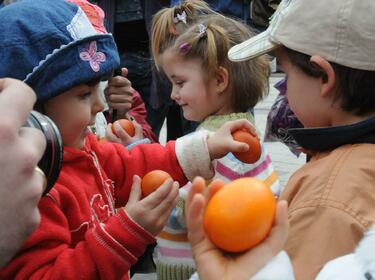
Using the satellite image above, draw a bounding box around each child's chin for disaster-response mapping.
[79,139,86,149]
[183,112,200,122]
[73,136,87,150]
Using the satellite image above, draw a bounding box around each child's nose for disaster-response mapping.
[92,92,105,113]
[170,89,179,101]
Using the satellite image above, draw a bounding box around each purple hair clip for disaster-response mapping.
[179,42,190,53]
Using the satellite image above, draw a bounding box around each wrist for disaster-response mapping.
[206,134,214,161]
[206,133,218,160]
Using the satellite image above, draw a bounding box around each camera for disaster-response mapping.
[24,111,63,195]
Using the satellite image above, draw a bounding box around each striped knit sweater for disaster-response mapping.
[154,112,280,280]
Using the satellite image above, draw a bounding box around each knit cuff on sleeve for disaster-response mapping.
[175,130,214,181]
[126,138,152,149]
[99,209,156,259]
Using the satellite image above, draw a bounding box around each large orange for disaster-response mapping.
[232,129,261,164]
[112,119,135,137]
[204,177,276,253]
[141,170,172,197]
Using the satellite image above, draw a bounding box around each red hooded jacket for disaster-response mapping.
[0,134,187,279]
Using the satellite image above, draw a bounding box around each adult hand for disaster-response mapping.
[186,177,289,280]
[0,78,46,267]
[105,67,135,119]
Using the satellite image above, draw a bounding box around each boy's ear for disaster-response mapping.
[215,66,229,94]
[310,55,336,98]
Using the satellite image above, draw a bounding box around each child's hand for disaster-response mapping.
[105,68,134,117]
[124,175,179,236]
[186,177,289,280]
[105,118,145,146]
[206,119,256,160]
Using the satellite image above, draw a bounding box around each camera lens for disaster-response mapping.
[24,111,63,195]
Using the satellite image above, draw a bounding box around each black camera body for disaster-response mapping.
[24,111,63,195]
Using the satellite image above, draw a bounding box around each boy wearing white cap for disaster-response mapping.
[228,0,375,279]
[183,0,375,279]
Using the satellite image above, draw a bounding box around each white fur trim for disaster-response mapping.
[316,254,362,280]
[188,251,294,280]
[251,251,295,280]
[175,131,214,181]
[317,225,375,280]
[354,225,375,278]
[189,272,199,280]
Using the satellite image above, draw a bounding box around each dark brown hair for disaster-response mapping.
[285,47,375,116]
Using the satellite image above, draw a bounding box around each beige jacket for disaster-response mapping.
[280,144,375,280]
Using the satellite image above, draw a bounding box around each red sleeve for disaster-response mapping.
[0,193,155,280]
[94,137,188,207]
[128,90,157,142]
[0,135,189,279]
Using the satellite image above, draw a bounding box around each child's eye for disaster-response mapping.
[79,92,92,99]
[175,81,185,87]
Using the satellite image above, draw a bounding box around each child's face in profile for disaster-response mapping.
[276,49,326,128]
[161,49,232,122]
[44,83,104,149]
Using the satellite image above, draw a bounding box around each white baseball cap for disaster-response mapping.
[228,0,375,71]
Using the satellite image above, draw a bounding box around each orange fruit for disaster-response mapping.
[112,119,135,137]
[141,170,172,197]
[204,178,276,253]
[232,129,261,164]
[97,137,108,143]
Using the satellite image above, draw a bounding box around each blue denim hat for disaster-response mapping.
[0,0,120,102]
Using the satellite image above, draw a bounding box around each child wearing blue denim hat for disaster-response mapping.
[0,0,255,278]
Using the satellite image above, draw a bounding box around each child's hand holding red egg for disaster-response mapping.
[141,170,172,197]
[124,173,179,236]
[105,118,145,145]
[206,119,257,160]
[112,119,135,137]
[232,129,261,164]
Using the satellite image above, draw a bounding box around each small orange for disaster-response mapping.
[112,119,135,137]
[232,129,261,164]
[97,137,108,143]
[141,170,172,197]
[204,178,276,253]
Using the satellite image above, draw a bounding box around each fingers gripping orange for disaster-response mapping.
[112,119,135,137]
[204,177,276,253]
[141,170,172,197]
[232,129,261,164]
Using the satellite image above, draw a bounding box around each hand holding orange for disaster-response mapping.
[141,170,172,197]
[112,119,135,137]
[232,129,261,164]
[203,177,276,253]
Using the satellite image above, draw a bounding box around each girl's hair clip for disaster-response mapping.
[179,42,190,53]
[198,23,207,38]
[173,10,187,24]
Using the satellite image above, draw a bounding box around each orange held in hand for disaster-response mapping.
[112,119,135,137]
[204,177,276,253]
[141,170,172,197]
[232,129,261,164]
